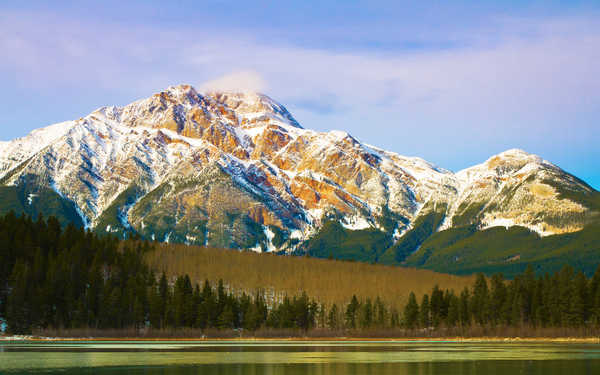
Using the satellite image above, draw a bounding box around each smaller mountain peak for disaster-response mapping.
[496,148,532,158]
[487,148,544,166]
[457,148,557,180]
[461,148,566,181]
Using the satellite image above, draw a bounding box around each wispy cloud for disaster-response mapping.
[199,71,266,93]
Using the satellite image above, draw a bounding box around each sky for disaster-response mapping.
[1,1,599,189]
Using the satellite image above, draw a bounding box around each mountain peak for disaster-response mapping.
[486,148,560,173]
[163,84,201,100]
[455,148,558,186]
[140,84,302,129]
[491,148,545,162]
[496,148,531,157]
[486,148,543,166]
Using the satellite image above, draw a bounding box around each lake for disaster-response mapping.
[1,340,599,374]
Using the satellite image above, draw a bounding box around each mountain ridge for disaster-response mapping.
[0,84,597,275]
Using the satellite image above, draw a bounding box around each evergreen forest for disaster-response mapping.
[2,212,600,336]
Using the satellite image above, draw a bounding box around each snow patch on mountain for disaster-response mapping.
[27,194,37,205]
[249,243,263,253]
[340,215,372,230]
[263,225,276,252]
[479,215,555,237]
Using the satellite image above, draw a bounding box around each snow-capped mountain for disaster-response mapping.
[0,84,597,257]
[437,149,594,236]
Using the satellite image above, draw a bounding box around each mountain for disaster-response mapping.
[395,150,600,276]
[1,84,598,276]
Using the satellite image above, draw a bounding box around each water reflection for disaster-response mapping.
[2,361,598,375]
[0,341,599,374]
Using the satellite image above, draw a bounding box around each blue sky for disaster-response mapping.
[1,1,599,188]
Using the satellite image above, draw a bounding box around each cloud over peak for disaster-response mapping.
[199,71,267,93]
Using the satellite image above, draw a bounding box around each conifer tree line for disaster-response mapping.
[401,266,600,330]
[0,212,320,333]
[2,212,600,335]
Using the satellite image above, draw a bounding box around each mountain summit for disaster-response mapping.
[0,85,597,274]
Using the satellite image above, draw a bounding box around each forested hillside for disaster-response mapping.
[0,212,471,334]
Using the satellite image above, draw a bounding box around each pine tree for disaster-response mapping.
[294,292,311,330]
[489,273,506,326]
[459,287,471,327]
[200,279,217,328]
[548,272,562,326]
[243,302,261,331]
[429,286,444,328]
[558,265,575,326]
[254,291,268,327]
[148,283,163,329]
[173,275,186,327]
[531,278,545,327]
[106,287,123,328]
[420,294,430,328]
[218,303,235,329]
[390,308,400,328]
[539,274,553,327]
[192,284,201,328]
[510,289,523,326]
[522,265,537,324]
[570,271,587,326]
[345,295,359,329]
[446,292,459,328]
[471,273,489,325]
[374,297,386,328]
[183,276,195,326]
[359,298,373,329]
[403,292,419,329]
[6,261,32,334]
[278,296,294,328]
[133,297,145,329]
[328,303,339,329]
[217,279,226,318]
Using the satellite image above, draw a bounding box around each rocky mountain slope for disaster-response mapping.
[1,84,598,275]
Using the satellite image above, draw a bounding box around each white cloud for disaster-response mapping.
[199,71,267,93]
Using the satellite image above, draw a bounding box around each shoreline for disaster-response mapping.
[2,335,599,343]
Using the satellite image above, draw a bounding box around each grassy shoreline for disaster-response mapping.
[2,336,599,343]
[3,326,599,343]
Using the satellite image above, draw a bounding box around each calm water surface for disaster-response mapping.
[1,340,599,374]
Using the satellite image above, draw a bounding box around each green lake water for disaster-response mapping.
[1,340,599,374]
